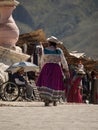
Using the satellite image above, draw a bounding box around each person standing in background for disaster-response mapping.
[90,70,96,103]
[78,60,84,72]
[67,70,85,103]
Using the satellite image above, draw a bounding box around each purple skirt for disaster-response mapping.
[36,63,64,101]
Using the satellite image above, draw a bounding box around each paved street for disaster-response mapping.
[0,101,98,130]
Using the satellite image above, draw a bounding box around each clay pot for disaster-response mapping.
[0,2,19,48]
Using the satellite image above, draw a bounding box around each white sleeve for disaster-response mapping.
[15,78,25,85]
[59,48,69,71]
[40,45,45,68]
[80,80,83,86]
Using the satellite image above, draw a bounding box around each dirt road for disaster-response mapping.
[0,101,98,130]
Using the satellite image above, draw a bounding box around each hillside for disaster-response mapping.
[13,0,98,60]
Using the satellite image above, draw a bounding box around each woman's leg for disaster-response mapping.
[53,101,57,106]
[44,99,50,106]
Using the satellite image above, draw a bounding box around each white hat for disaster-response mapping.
[77,69,85,75]
[0,0,19,6]
[47,36,63,44]
[14,0,19,6]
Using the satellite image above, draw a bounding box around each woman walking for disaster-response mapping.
[36,36,70,106]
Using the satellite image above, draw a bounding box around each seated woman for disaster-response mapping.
[12,67,33,100]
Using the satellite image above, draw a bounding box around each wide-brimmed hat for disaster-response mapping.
[77,69,85,75]
[17,67,24,72]
[47,36,63,44]
[0,0,19,6]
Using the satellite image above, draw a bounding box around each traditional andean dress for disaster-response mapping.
[36,46,69,102]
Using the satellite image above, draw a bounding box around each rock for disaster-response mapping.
[0,46,30,65]
[0,63,9,83]
[0,1,19,47]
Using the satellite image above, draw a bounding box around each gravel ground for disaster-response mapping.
[0,101,98,130]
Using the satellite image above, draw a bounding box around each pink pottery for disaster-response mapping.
[0,0,19,48]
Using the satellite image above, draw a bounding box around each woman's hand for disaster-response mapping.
[66,71,70,79]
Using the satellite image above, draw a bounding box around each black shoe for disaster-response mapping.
[44,102,49,106]
[53,101,57,106]
[25,97,32,102]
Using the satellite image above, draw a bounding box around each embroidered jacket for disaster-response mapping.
[40,46,69,71]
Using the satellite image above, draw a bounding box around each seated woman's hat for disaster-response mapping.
[17,67,24,72]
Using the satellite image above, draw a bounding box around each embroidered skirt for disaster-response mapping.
[36,63,64,101]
